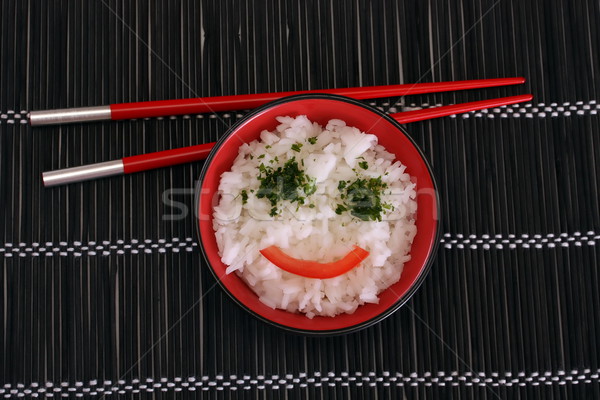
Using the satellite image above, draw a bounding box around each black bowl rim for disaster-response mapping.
[194,93,441,336]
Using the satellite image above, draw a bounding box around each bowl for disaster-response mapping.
[195,94,440,335]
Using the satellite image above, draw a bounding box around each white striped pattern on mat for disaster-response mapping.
[1,100,599,124]
[0,110,28,124]
[0,232,597,257]
[1,369,598,396]
[441,231,598,250]
[395,99,600,119]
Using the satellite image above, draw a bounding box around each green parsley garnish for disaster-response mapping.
[335,204,348,215]
[240,190,248,204]
[358,161,368,170]
[257,154,265,159]
[307,137,317,145]
[303,182,317,195]
[337,176,391,221]
[256,157,316,214]
[291,143,303,152]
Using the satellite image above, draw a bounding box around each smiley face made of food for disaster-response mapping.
[213,116,417,318]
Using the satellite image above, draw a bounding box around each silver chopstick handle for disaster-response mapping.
[42,160,124,187]
[28,106,112,126]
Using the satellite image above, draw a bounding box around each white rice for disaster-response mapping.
[213,115,417,318]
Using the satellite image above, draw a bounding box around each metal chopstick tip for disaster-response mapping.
[29,106,112,126]
[42,160,124,187]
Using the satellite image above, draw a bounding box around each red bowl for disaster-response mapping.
[196,94,440,335]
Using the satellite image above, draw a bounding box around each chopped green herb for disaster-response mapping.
[269,207,278,217]
[240,190,248,204]
[249,155,254,160]
[307,137,317,145]
[335,204,348,215]
[358,161,369,170]
[303,181,317,196]
[291,143,302,152]
[309,204,315,208]
[256,157,316,214]
[257,154,265,159]
[265,145,272,149]
[337,180,347,190]
[336,176,389,221]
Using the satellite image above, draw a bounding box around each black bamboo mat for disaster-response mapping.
[1,0,599,398]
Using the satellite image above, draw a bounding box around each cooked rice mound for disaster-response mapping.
[213,116,417,318]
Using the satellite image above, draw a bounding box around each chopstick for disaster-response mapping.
[42,94,533,187]
[393,94,532,124]
[28,77,525,126]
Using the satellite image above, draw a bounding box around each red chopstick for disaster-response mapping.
[42,94,533,187]
[29,77,525,126]
[392,94,532,124]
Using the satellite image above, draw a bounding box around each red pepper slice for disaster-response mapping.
[259,245,370,279]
